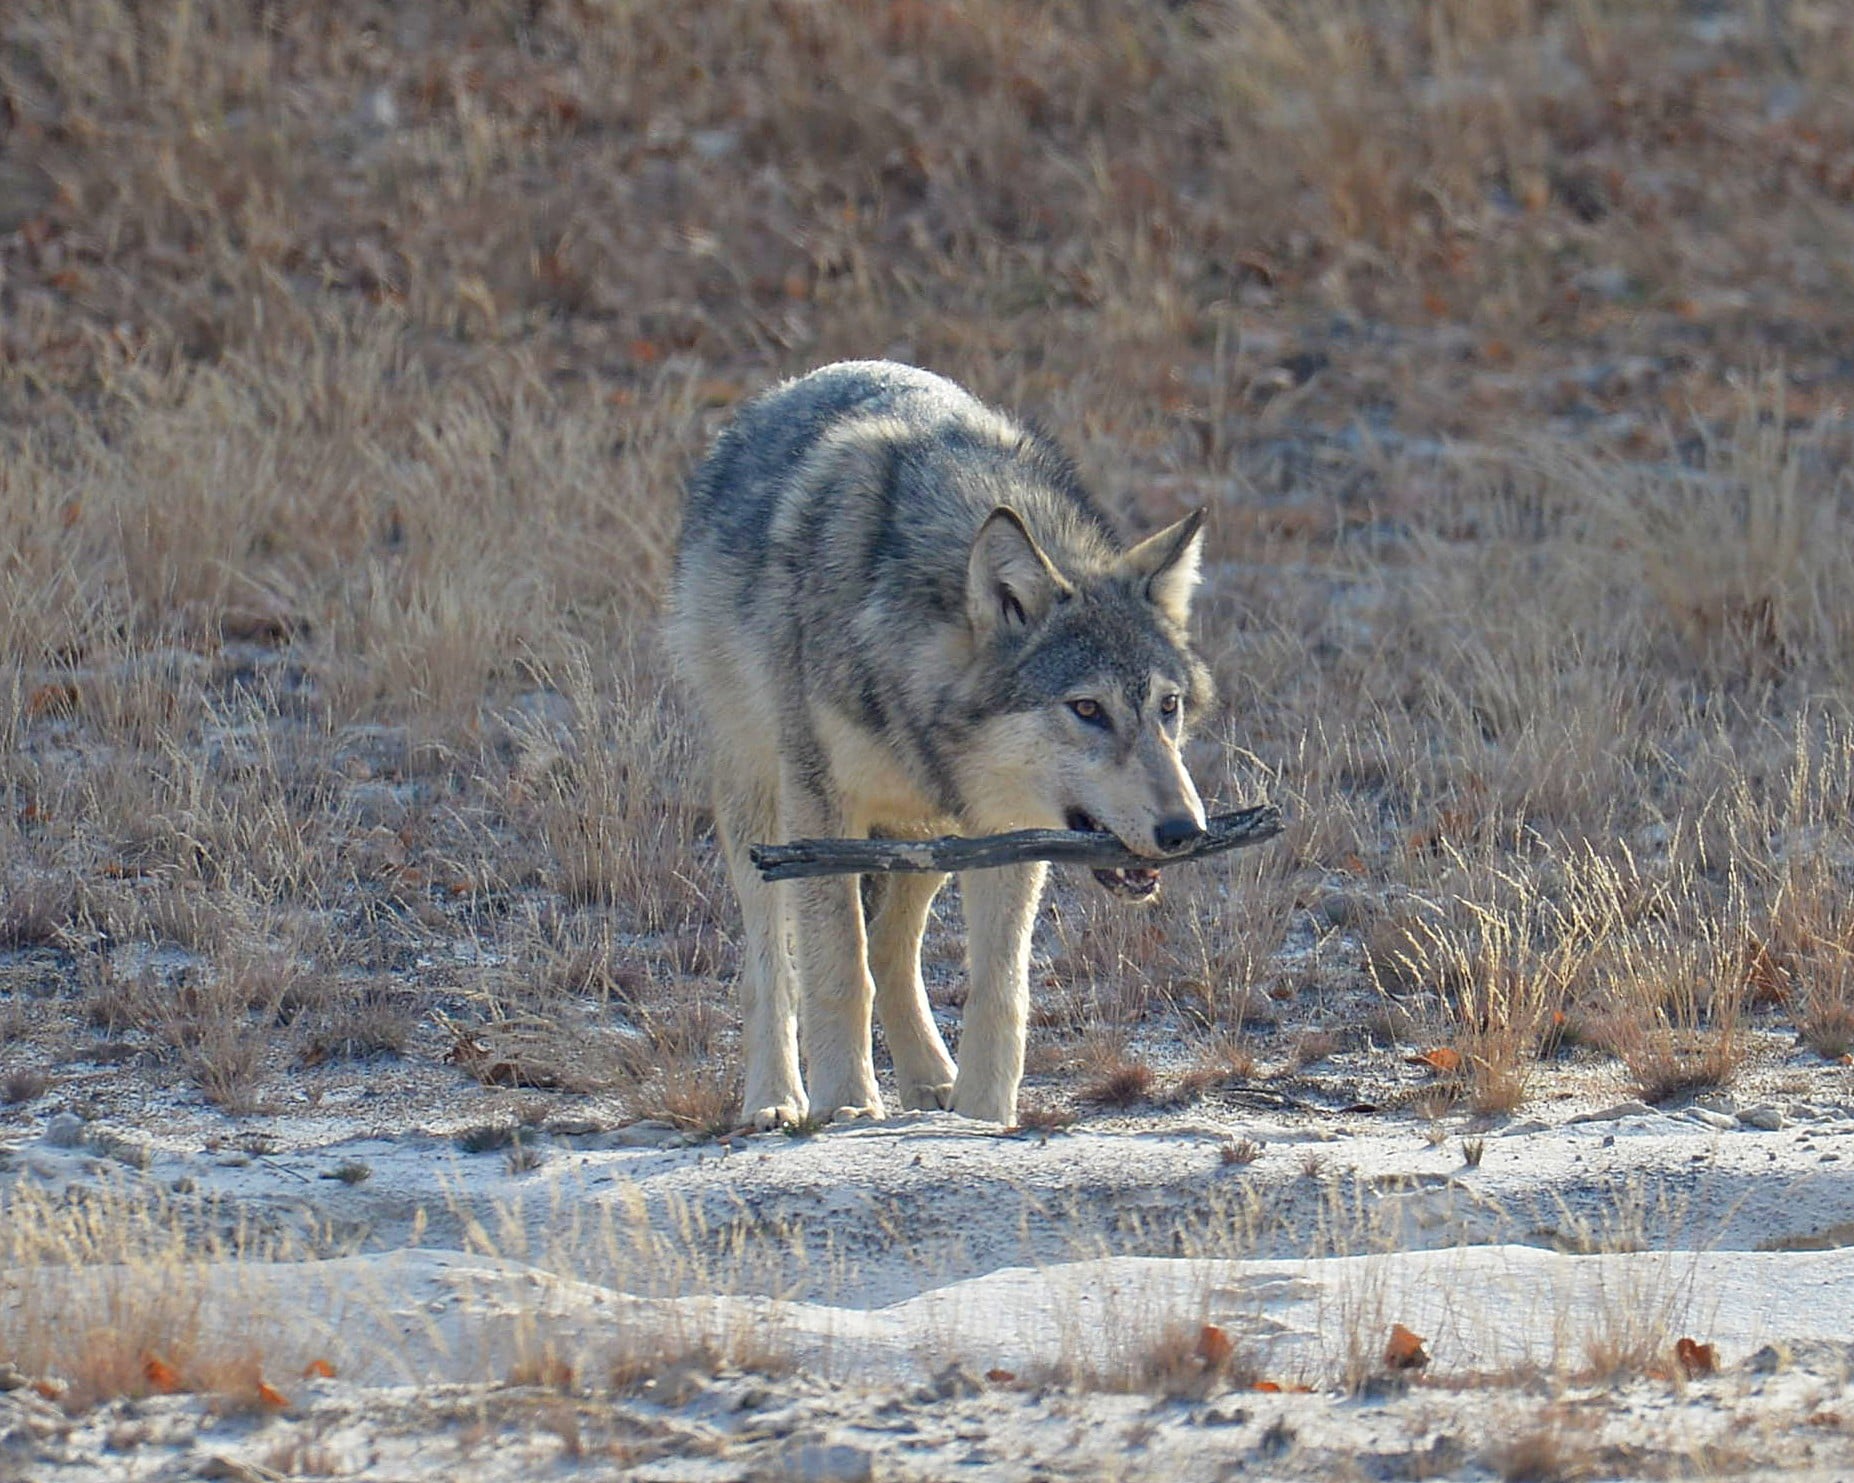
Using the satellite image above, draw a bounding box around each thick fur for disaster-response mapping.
[668,362,1211,1127]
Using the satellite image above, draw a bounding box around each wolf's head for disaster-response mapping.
[956,506,1213,902]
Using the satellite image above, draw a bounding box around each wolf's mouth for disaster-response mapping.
[1066,809,1163,904]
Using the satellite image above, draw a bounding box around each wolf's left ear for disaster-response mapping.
[967,507,1072,640]
[1121,507,1206,626]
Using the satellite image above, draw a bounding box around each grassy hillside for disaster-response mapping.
[4,0,1854,1120]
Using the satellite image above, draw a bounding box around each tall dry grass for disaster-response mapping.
[2,0,1853,1121]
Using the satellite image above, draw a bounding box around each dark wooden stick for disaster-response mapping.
[751,805,1282,882]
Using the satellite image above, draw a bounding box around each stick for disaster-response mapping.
[751,804,1283,882]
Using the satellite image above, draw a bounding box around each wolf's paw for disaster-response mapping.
[823,1101,886,1124]
[748,1101,807,1133]
[899,1080,955,1112]
[950,1082,1016,1125]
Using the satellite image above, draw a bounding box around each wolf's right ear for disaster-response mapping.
[966,507,1071,639]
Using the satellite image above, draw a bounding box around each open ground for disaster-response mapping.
[4,2,1854,1478]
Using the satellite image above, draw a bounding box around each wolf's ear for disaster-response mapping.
[1120,507,1206,626]
[966,507,1071,639]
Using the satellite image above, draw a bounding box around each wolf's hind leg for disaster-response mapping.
[867,871,957,1110]
[951,862,1048,1125]
[716,772,807,1131]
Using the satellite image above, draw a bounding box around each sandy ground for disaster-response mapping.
[5,1052,1854,1482]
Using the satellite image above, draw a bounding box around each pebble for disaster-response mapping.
[1687,1108,1738,1132]
[561,1121,683,1150]
[928,1363,984,1400]
[768,1435,875,1483]
[41,1112,85,1148]
[1314,891,1365,928]
[1746,1344,1785,1375]
[0,1363,26,1391]
[1568,1100,1655,1125]
[1738,1104,1785,1131]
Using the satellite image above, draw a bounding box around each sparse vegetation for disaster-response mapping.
[4,2,1854,1472]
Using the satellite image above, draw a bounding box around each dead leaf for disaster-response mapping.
[1253,1379,1282,1393]
[256,1381,289,1408]
[302,1358,337,1379]
[25,683,78,719]
[143,1353,182,1392]
[1675,1337,1716,1377]
[1413,1047,1463,1076]
[1383,1324,1429,1371]
[985,1367,1016,1384]
[1195,1324,1235,1367]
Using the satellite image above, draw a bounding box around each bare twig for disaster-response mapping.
[751,805,1282,882]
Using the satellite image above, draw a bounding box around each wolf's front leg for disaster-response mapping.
[789,872,886,1120]
[716,774,807,1131]
[952,861,1048,1124]
[868,871,957,1110]
[781,774,885,1122]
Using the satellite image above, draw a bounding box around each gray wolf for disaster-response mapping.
[668,362,1211,1128]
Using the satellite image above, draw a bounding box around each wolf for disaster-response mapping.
[667,361,1211,1129]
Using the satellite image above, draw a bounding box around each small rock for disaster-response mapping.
[1738,1104,1785,1132]
[1745,1344,1785,1375]
[767,1434,875,1483]
[1499,1119,1551,1137]
[1687,1108,1738,1132]
[1695,1092,1738,1116]
[691,128,740,161]
[1314,892,1364,928]
[42,1112,85,1148]
[929,1362,984,1400]
[0,1363,27,1391]
[1255,1417,1297,1457]
[353,85,399,134]
[1568,1100,1655,1125]
[644,1360,707,1407]
[345,783,411,828]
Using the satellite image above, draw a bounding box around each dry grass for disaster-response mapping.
[0,0,1851,1141]
[0,1178,307,1412]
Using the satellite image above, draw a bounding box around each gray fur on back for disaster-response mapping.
[669,361,1207,821]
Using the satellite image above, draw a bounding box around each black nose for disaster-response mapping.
[1154,816,1205,852]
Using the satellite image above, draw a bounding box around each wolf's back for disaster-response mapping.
[671,361,1111,631]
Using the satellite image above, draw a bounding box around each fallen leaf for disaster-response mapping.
[985,1367,1016,1384]
[1675,1337,1716,1377]
[256,1381,288,1408]
[302,1358,337,1379]
[1252,1380,1282,1393]
[1413,1047,1463,1076]
[1383,1324,1429,1371]
[1196,1324,1235,1367]
[25,683,78,719]
[143,1353,182,1392]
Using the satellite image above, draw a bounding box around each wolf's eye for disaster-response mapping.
[1160,693,1181,718]
[1068,698,1108,727]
